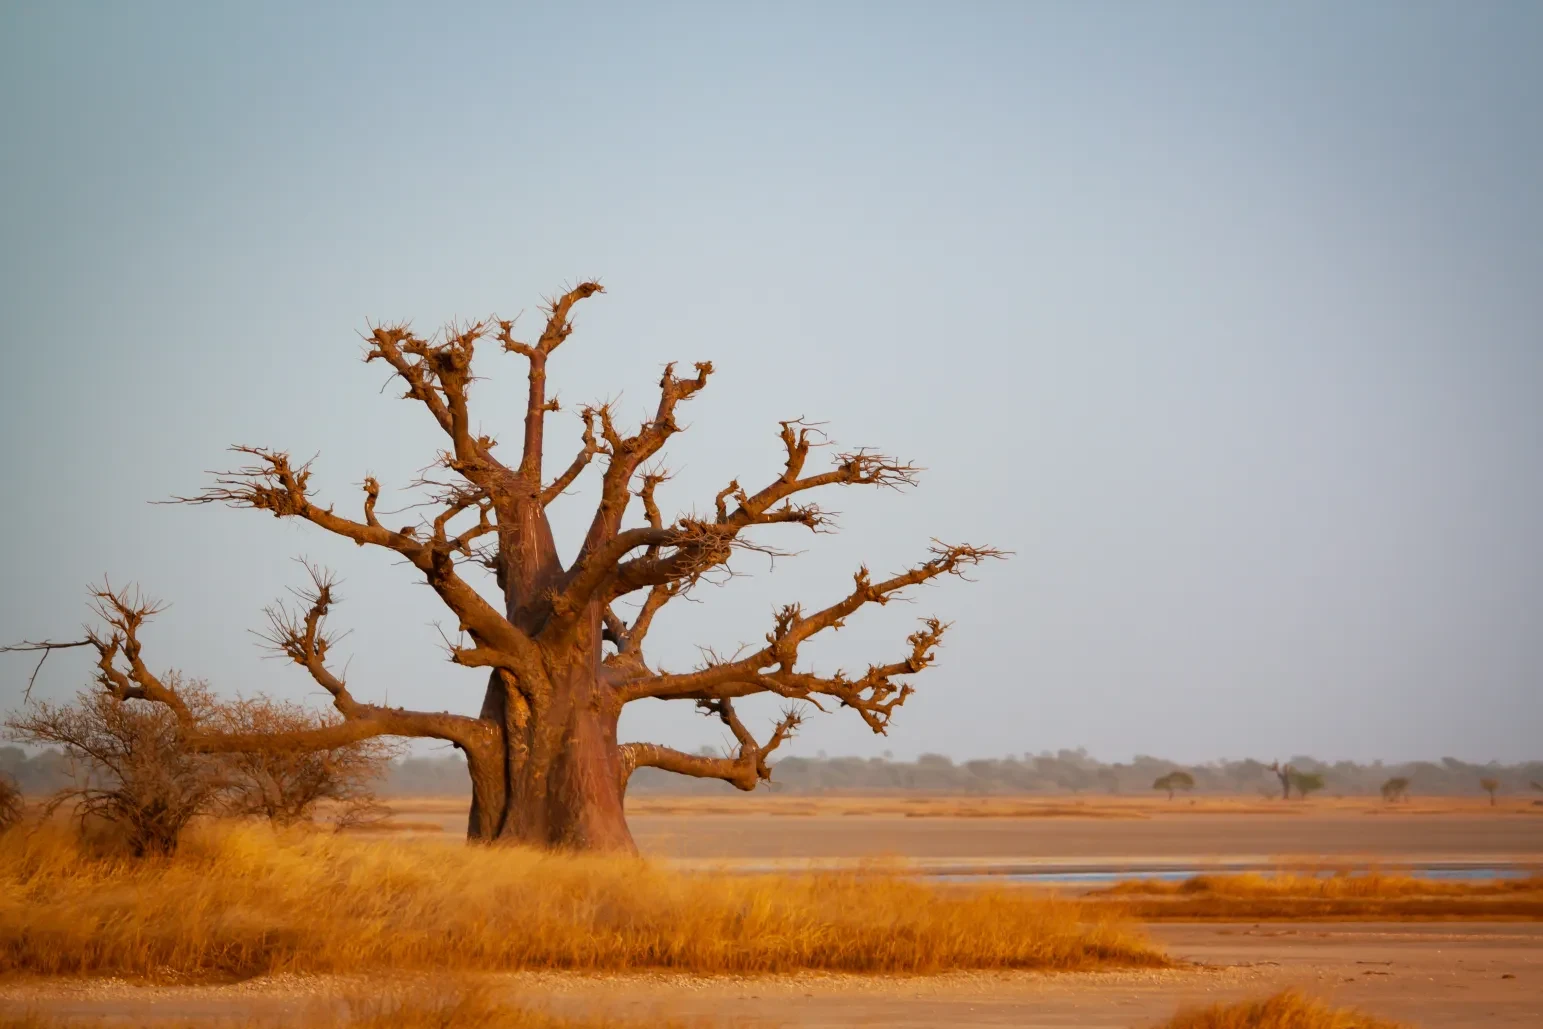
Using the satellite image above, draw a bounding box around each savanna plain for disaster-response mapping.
[3,793,1539,1029]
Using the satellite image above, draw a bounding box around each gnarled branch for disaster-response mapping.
[620,543,1005,736]
[620,699,802,791]
[171,447,545,683]
[498,281,605,484]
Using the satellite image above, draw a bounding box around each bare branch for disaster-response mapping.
[620,543,1007,736]
[620,700,803,791]
[249,565,497,751]
[606,424,924,600]
[170,448,544,681]
[551,362,714,623]
[363,322,511,492]
[0,638,92,703]
[540,407,603,505]
[497,281,605,483]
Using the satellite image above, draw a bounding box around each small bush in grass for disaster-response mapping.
[0,773,22,833]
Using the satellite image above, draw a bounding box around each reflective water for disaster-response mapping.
[929,865,1537,885]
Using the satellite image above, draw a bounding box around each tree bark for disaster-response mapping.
[462,634,635,851]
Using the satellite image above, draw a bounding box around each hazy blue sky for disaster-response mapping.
[2,2,1540,764]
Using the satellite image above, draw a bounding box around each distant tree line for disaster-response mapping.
[7,745,1540,800]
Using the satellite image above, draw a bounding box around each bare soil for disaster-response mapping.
[377,796,1543,868]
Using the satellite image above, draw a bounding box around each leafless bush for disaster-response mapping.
[212,696,398,828]
[0,772,22,832]
[4,685,227,856]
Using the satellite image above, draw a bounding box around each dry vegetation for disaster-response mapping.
[0,987,1412,1029]
[1149,989,1409,1028]
[0,822,1161,979]
[1092,869,1543,920]
[0,983,700,1028]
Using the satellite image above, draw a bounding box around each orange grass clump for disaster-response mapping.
[1150,989,1409,1028]
[0,822,1162,979]
[1093,870,1543,920]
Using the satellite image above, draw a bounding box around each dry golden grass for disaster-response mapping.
[0,822,1162,980]
[0,982,699,1028]
[1093,870,1543,920]
[1149,989,1409,1028]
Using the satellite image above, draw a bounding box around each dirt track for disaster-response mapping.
[3,923,1538,1027]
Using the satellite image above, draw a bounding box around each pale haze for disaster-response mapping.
[2,3,1539,765]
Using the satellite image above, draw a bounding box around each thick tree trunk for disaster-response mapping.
[463,661,635,852]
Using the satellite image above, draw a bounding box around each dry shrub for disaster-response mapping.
[4,689,396,857]
[1094,870,1543,920]
[0,821,1163,979]
[5,688,225,857]
[0,773,21,833]
[1152,989,1408,1029]
[212,696,398,828]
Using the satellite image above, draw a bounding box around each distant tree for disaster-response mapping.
[0,772,21,832]
[1380,776,1410,803]
[1153,770,1195,800]
[1269,761,1294,801]
[1096,767,1120,795]
[1288,770,1325,800]
[1479,776,1500,806]
[1530,780,1542,793]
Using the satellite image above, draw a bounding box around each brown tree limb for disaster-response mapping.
[540,407,603,506]
[619,543,1004,735]
[5,578,498,759]
[497,281,605,485]
[171,448,546,684]
[0,638,92,704]
[602,424,922,602]
[251,565,500,751]
[550,362,714,625]
[619,699,802,791]
[364,324,507,491]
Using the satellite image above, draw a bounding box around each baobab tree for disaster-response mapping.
[1268,761,1294,801]
[6,283,1000,852]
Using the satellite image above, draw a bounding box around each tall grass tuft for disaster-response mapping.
[1151,989,1409,1028]
[0,822,1162,979]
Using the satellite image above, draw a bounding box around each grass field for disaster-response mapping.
[0,822,1161,980]
[0,983,699,1028]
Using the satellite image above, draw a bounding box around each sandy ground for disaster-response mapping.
[380,796,1543,868]
[2,923,1538,1027]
